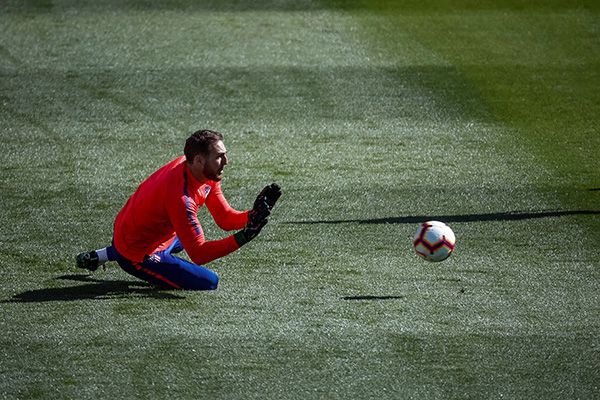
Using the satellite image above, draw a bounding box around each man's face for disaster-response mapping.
[190,140,228,182]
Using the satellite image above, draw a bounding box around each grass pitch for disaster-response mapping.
[1,0,599,399]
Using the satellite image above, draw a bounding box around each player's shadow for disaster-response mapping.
[289,209,600,225]
[5,274,185,303]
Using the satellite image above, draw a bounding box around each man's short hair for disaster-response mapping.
[184,129,224,162]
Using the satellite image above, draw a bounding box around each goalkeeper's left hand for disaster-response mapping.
[234,200,270,246]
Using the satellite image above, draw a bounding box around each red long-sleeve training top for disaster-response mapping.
[113,156,249,265]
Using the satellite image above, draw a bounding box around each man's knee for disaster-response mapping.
[209,273,219,290]
[131,253,220,291]
[188,271,219,291]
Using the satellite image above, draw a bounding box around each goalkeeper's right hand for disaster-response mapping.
[263,183,281,210]
[253,183,282,212]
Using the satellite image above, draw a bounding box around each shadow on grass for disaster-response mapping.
[289,209,600,225]
[5,274,185,303]
[342,295,404,301]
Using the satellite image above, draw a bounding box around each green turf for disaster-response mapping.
[1,1,599,399]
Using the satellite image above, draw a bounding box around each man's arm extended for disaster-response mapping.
[205,182,248,231]
[168,194,241,265]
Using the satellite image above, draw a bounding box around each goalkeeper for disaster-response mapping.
[76,129,281,290]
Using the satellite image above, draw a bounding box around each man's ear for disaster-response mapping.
[193,153,205,167]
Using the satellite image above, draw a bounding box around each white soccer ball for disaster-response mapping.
[413,221,456,262]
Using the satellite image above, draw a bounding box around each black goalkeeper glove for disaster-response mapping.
[234,201,270,246]
[234,184,282,246]
[253,183,282,212]
[264,183,281,210]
